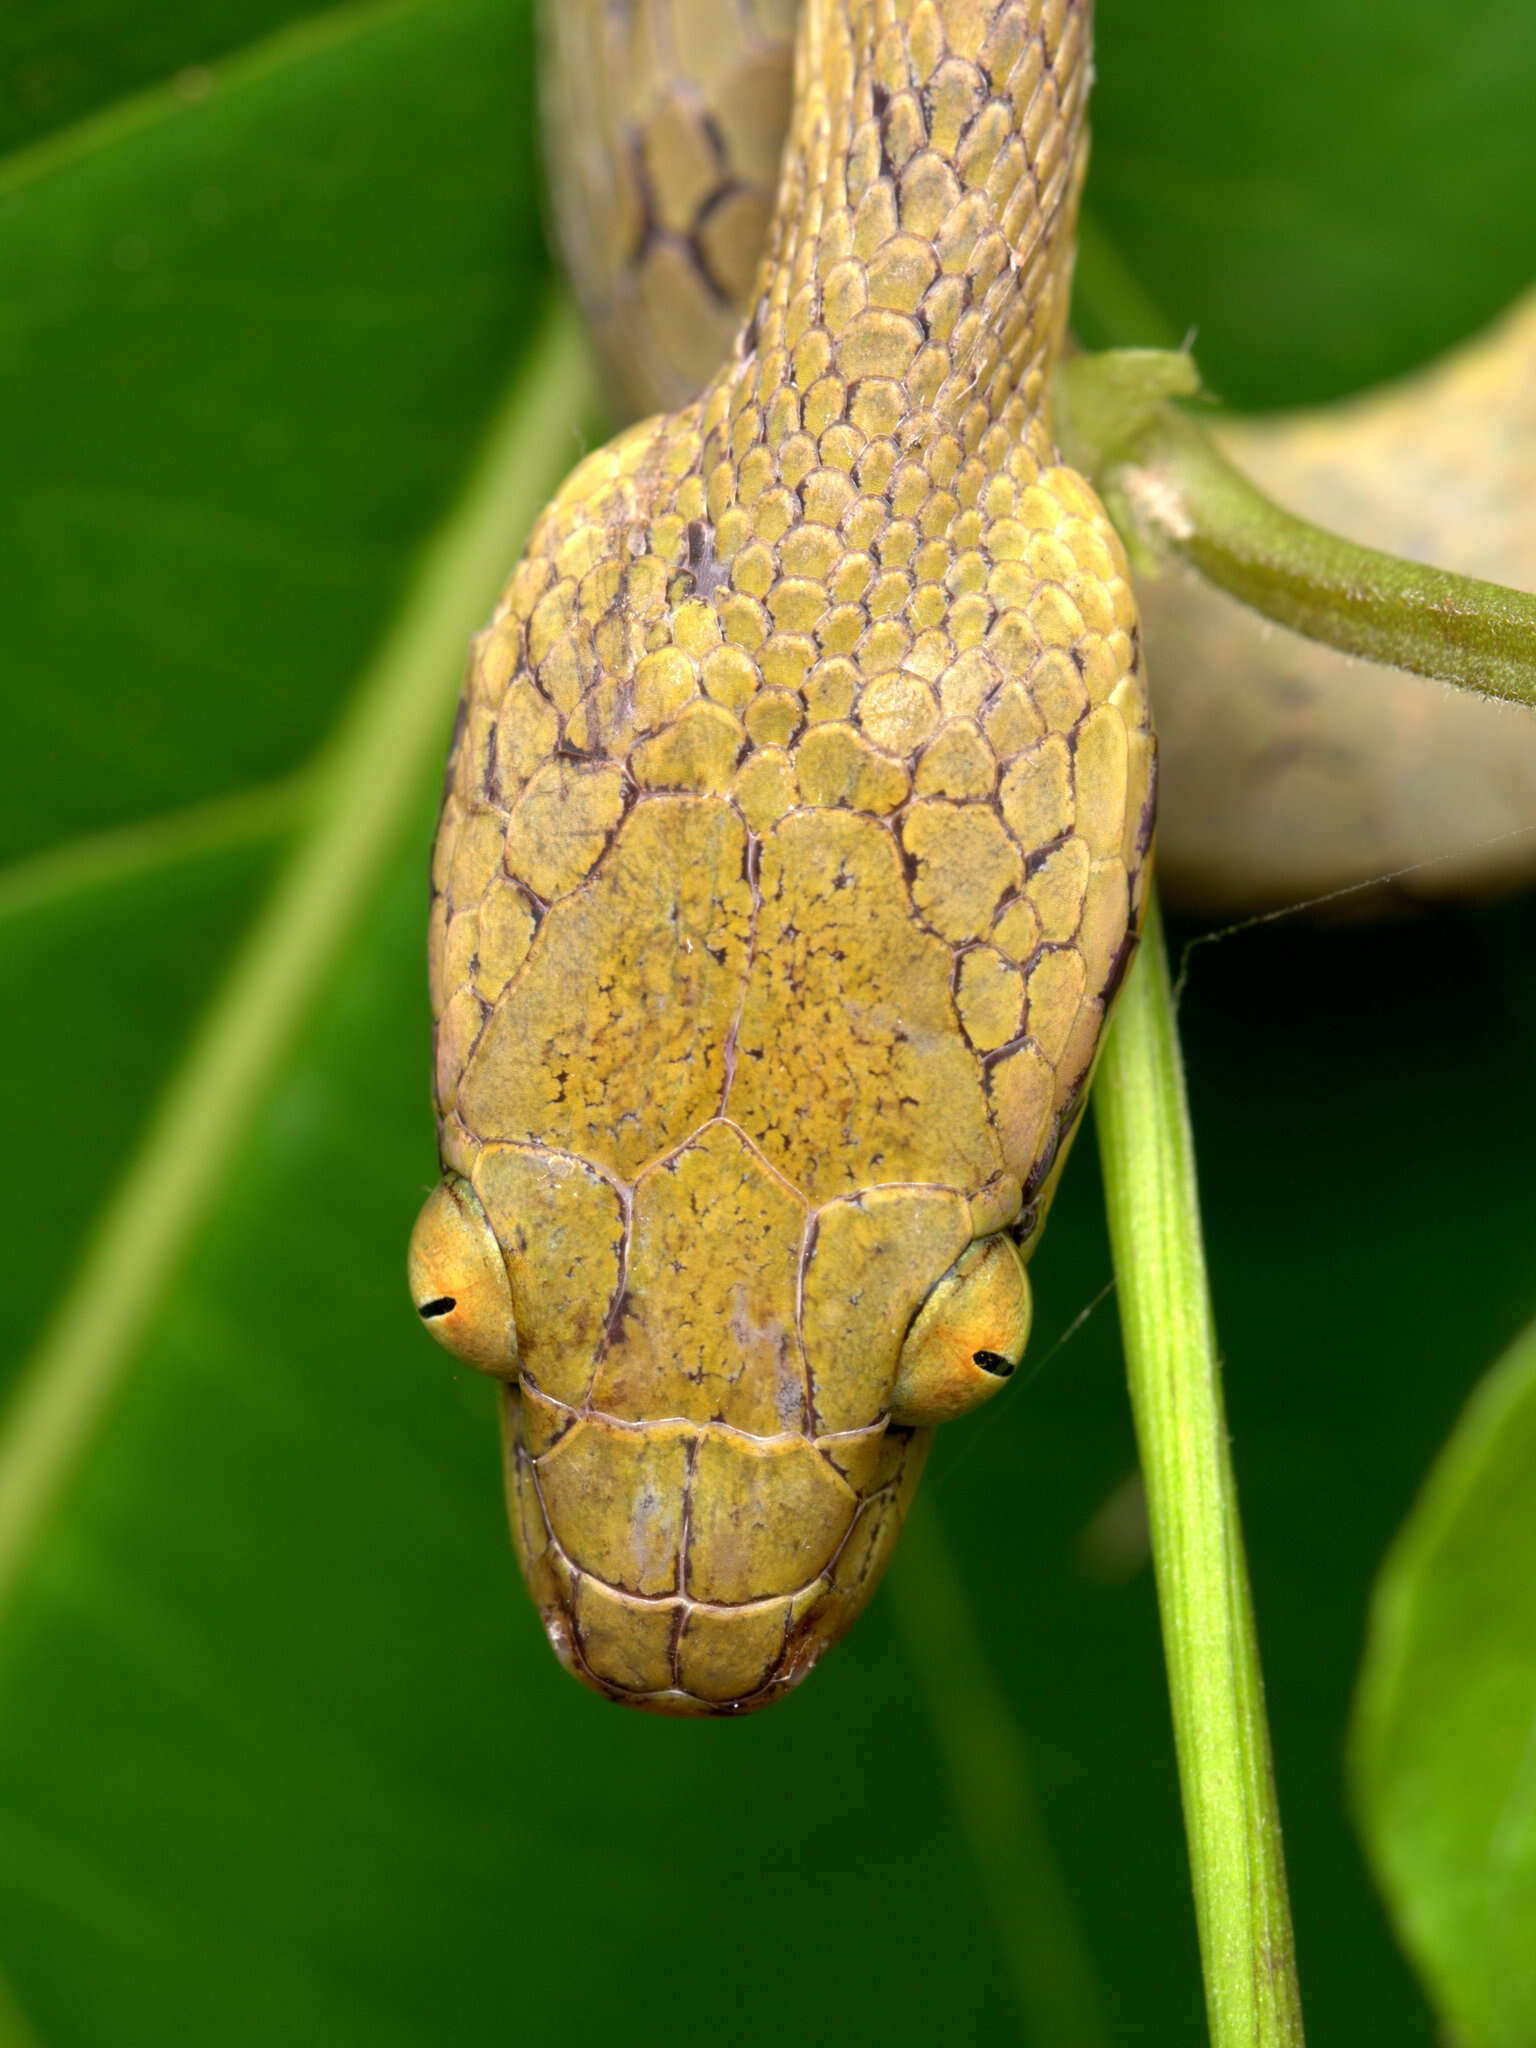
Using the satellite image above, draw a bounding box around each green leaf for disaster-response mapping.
[1085,0,1536,406]
[0,0,551,864]
[0,0,551,1363]
[1,2,1534,2044]
[1353,1317,1536,2048]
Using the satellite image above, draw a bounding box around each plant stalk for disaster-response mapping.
[1056,350,1536,710]
[1093,892,1305,2048]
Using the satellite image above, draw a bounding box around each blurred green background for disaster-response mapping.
[2,1,1534,2042]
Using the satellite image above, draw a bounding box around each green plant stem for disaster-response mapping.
[1056,351,1536,710]
[1093,892,1305,2048]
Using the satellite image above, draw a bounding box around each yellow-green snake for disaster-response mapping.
[411,0,1152,1713]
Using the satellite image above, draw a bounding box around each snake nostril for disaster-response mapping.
[973,1349,1016,1377]
[417,1296,457,1319]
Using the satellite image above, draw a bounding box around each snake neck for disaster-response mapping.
[719,0,1091,464]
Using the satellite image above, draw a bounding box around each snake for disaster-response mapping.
[410,0,1148,1716]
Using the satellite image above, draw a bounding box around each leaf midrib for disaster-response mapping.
[0,301,593,1623]
[0,0,425,202]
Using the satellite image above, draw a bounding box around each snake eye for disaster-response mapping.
[889,1236,1032,1426]
[407,1175,518,1376]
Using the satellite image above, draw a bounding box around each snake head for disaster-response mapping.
[411,1128,1037,1713]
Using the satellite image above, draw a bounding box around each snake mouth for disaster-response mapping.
[527,1541,879,1716]
[541,1581,853,1718]
[501,1389,932,1712]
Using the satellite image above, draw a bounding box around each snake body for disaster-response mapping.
[547,0,1536,909]
[411,0,1152,1713]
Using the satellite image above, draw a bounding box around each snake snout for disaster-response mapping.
[502,1390,929,1713]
